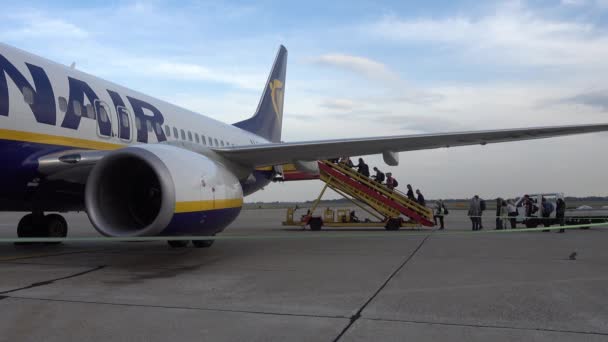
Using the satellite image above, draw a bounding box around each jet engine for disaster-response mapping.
[85,144,243,237]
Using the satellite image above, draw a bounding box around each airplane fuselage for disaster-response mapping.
[0,43,271,214]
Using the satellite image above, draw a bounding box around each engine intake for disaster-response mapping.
[85,147,176,237]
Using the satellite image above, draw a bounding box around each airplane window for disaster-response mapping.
[155,123,162,135]
[195,133,200,143]
[181,129,186,140]
[173,127,178,139]
[165,125,171,137]
[135,117,141,130]
[85,104,94,119]
[58,97,67,112]
[22,87,34,105]
[121,113,129,128]
[147,121,153,132]
[201,135,206,145]
[188,131,193,141]
[73,101,82,117]
[214,138,219,146]
[220,140,225,146]
[99,106,109,123]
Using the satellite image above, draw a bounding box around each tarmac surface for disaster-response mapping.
[0,209,607,341]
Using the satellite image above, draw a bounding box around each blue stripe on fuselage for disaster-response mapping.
[161,207,242,236]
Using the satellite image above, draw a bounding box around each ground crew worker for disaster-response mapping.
[434,200,447,229]
[556,197,566,233]
[372,167,385,183]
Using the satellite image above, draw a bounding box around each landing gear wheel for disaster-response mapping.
[309,217,323,231]
[167,240,190,248]
[385,218,401,231]
[17,214,36,238]
[192,239,214,248]
[45,214,68,243]
[15,214,38,245]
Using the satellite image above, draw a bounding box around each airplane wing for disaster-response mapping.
[216,123,608,167]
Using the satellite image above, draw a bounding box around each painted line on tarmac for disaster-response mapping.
[0,222,606,243]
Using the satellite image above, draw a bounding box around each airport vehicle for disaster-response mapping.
[282,160,433,230]
[1,42,608,247]
[514,193,608,228]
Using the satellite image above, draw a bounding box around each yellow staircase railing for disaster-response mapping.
[318,161,434,225]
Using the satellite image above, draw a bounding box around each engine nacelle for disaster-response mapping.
[85,144,243,237]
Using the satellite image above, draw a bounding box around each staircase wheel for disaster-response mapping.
[385,218,401,231]
[309,217,323,231]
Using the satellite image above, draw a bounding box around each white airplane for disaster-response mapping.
[1,43,606,247]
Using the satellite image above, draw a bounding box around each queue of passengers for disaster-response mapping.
[336,157,426,206]
[468,195,566,233]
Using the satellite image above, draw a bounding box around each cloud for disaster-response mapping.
[311,53,442,106]
[311,54,399,83]
[560,90,608,111]
[320,98,358,111]
[561,0,587,5]
[368,2,608,68]
[287,113,316,121]
[377,114,465,133]
[152,62,264,90]
[2,12,88,39]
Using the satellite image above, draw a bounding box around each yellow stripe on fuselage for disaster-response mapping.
[0,128,124,150]
[174,198,243,213]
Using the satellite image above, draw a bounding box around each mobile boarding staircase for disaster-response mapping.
[285,161,435,230]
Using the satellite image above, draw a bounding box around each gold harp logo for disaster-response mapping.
[269,79,284,117]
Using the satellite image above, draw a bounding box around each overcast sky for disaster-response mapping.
[2,0,608,201]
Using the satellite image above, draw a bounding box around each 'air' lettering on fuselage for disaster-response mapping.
[61,77,112,137]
